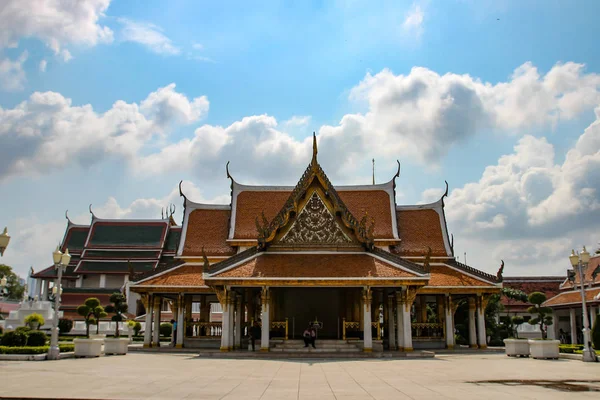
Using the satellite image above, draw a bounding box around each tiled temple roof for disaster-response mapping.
[544,287,600,307]
[181,208,236,257]
[560,254,600,290]
[426,264,497,287]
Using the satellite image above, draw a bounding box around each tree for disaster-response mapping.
[76,298,107,337]
[512,316,525,339]
[592,312,600,350]
[501,287,528,336]
[104,292,128,338]
[527,292,553,339]
[0,264,25,301]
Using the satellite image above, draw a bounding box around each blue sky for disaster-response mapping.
[1,0,600,278]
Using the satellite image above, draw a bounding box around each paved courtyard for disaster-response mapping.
[1,353,599,399]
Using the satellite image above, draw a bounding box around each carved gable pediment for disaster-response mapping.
[279,192,352,245]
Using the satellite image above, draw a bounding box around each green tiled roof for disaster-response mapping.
[83,250,161,259]
[76,261,156,273]
[32,264,78,278]
[164,229,181,252]
[88,223,166,247]
[64,228,89,251]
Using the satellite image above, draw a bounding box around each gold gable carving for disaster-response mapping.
[279,192,352,245]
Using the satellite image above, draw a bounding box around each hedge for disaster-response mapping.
[559,344,585,353]
[26,330,48,347]
[0,344,75,354]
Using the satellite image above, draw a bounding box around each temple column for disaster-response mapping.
[42,280,50,301]
[228,295,235,350]
[235,294,243,349]
[476,296,487,349]
[570,308,577,344]
[220,292,231,351]
[395,292,404,351]
[143,294,153,348]
[152,296,161,347]
[261,287,270,351]
[445,295,455,349]
[468,297,477,348]
[402,288,416,352]
[171,301,178,346]
[362,288,373,352]
[590,307,597,328]
[176,294,184,348]
[387,295,396,350]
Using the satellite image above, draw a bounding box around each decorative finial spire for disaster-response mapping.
[89,204,96,219]
[178,180,188,202]
[312,132,318,164]
[496,260,505,282]
[201,247,210,273]
[372,159,375,185]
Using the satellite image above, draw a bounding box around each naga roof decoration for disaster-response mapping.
[255,133,375,250]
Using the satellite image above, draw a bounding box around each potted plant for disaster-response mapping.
[526,292,559,359]
[104,292,130,355]
[504,316,529,357]
[126,320,136,343]
[74,298,107,357]
[24,313,45,330]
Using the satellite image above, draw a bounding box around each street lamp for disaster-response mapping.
[0,227,10,256]
[47,246,71,361]
[569,246,597,363]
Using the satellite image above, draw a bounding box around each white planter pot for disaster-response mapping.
[104,338,129,355]
[528,339,560,359]
[73,338,103,357]
[503,339,529,357]
[89,333,106,339]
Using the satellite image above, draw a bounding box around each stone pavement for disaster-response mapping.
[0,353,599,399]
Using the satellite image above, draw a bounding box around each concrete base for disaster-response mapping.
[504,339,529,357]
[74,338,103,358]
[0,353,47,361]
[528,339,560,360]
[104,338,129,355]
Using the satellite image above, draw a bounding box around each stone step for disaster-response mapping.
[270,347,361,353]
[272,343,357,349]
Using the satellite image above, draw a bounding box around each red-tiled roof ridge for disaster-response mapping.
[130,258,185,283]
[504,276,565,281]
[396,193,453,257]
[445,259,500,284]
[559,254,600,290]
[177,195,231,256]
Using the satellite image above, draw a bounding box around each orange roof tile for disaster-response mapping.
[544,287,600,307]
[426,264,495,287]
[233,189,394,240]
[140,265,207,287]
[394,209,448,256]
[501,277,563,310]
[182,209,236,257]
[211,253,419,279]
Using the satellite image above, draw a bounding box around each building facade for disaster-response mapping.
[129,137,502,351]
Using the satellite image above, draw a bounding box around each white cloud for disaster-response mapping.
[0,0,113,55]
[0,51,28,91]
[119,18,180,55]
[437,109,600,274]
[39,59,47,72]
[284,115,312,128]
[192,42,204,50]
[0,84,208,179]
[402,3,424,38]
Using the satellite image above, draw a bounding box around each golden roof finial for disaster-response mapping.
[312,132,318,165]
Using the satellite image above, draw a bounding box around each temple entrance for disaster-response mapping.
[272,287,360,339]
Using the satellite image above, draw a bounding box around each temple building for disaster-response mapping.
[128,136,502,352]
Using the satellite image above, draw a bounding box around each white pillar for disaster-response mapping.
[261,288,270,351]
[445,296,455,349]
[152,297,161,347]
[176,295,184,348]
[468,297,477,348]
[570,308,577,344]
[36,279,43,299]
[228,296,235,349]
[591,307,597,328]
[363,289,372,352]
[143,294,153,348]
[220,295,231,351]
[234,295,242,349]
[99,274,106,288]
[402,296,413,351]
[387,295,396,350]
[476,296,487,349]
[547,311,557,340]
[395,293,404,351]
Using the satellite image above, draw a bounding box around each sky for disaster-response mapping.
[1,0,600,279]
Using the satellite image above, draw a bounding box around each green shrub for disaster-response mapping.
[0,326,4,335]
[58,318,73,335]
[0,331,28,347]
[59,344,75,352]
[591,313,600,350]
[159,323,172,337]
[133,321,142,336]
[0,345,48,354]
[26,330,48,346]
[14,326,31,335]
[24,313,45,328]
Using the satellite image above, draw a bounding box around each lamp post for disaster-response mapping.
[47,246,71,361]
[569,246,597,362]
[0,227,10,256]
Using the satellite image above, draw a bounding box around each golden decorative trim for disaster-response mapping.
[404,287,419,312]
[261,287,270,312]
[212,286,228,312]
[468,297,476,310]
[363,288,372,312]
[480,294,492,310]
